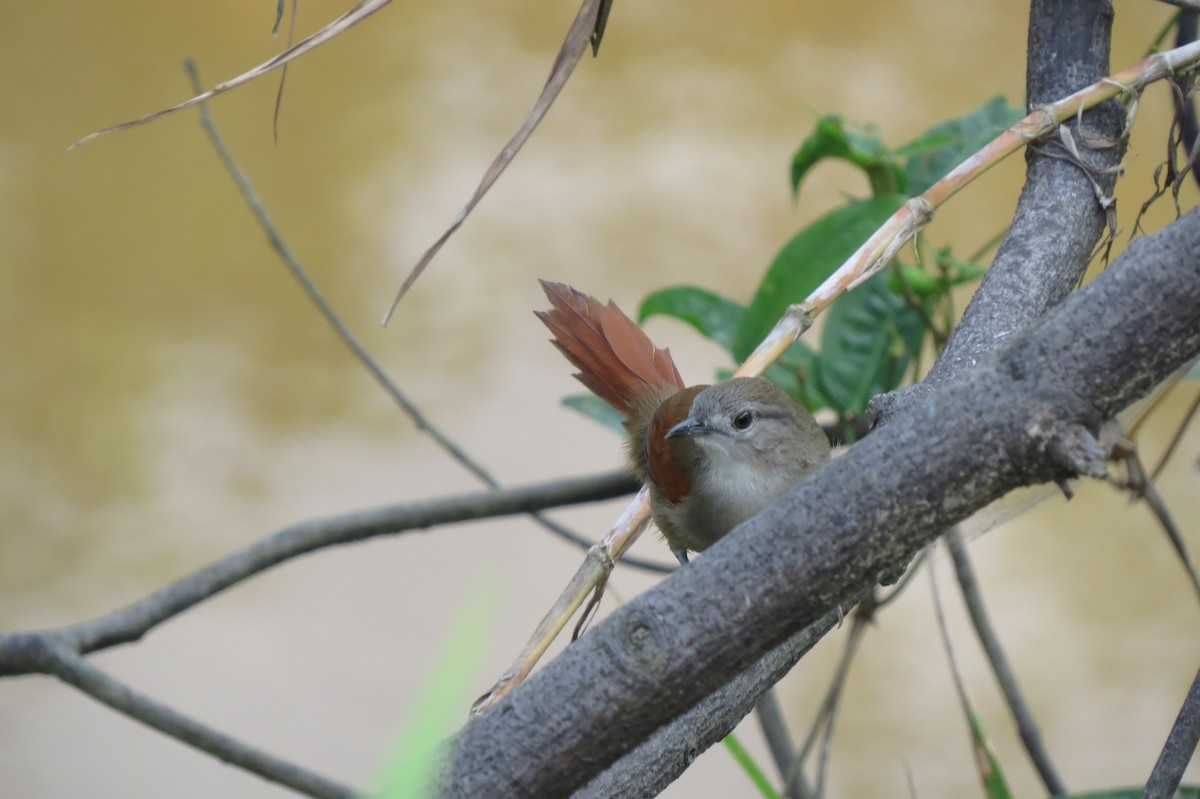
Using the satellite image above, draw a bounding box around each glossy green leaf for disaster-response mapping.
[562,393,626,435]
[639,285,746,358]
[791,115,906,199]
[736,194,907,363]
[904,96,1024,195]
[817,270,926,414]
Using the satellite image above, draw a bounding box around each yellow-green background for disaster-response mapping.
[1,2,1197,797]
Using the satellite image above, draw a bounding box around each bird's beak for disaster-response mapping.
[665,417,716,439]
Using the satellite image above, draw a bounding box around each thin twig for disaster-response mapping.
[945,528,1067,796]
[0,469,635,669]
[1152,387,1200,479]
[889,261,947,348]
[42,645,356,799]
[382,0,604,318]
[928,543,1010,797]
[184,60,670,576]
[1125,453,1200,603]
[1142,662,1200,799]
[1162,0,1200,16]
[777,556,924,798]
[784,610,868,798]
[755,689,812,799]
[272,0,298,143]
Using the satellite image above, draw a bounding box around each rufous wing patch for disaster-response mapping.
[643,385,705,505]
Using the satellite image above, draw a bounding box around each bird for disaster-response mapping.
[536,280,831,564]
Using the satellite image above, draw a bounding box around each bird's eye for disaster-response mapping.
[733,410,754,430]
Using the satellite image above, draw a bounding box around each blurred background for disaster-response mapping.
[1,1,1198,797]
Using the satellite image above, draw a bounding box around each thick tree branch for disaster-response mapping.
[575,608,846,798]
[440,206,1200,796]
[874,0,1124,423]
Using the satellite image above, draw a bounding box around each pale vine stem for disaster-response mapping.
[471,38,1200,715]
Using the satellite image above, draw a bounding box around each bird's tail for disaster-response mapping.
[535,280,684,417]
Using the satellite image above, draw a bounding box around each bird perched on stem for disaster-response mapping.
[536,280,831,564]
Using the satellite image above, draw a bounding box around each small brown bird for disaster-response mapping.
[536,280,830,563]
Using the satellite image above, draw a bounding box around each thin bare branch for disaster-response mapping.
[71,0,392,149]
[41,644,356,799]
[945,528,1067,796]
[1152,387,1200,479]
[0,469,635,670]
[755,689,811,799]
[928,544,1010,797]
[784,608,869,798]
[1160,0,1200,13]
[273,0,298,143]
[382,0,604,321]
[185,61,669,576]
[1124,452,1200,603]
[1142,662,1200,799]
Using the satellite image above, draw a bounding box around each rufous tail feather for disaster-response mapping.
[535,280,684,417]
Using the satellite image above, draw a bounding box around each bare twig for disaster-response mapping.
[185,61,670,576]
[928,544,1010,797]
[272,0,298,143]
[41,644,356,799]
[1124,452,1200,603]
[1142,662,1200,799]
[382,0,605,319]
[1151,387,1200,479]
[0,471,633,796]
[755,689,812,799]
[945,528,1067,795]
[783,608,869,798]
[1161,0,1200,14]
[71,0,392,149]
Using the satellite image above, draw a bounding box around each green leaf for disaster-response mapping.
[562,393,626,435]
[888,265,945,298]
[966,707,1014,799]
[903,96,1024,195]
[817,270,925,414]
[736,194,908,363]
[722,733,782,799]
[639,286,746,358]
[791,116,907,199]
